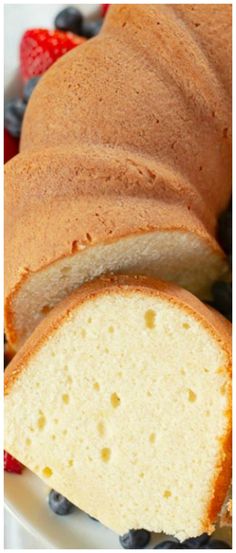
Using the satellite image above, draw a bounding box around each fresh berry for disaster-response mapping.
[80,19,103,39]
[23,76,41,103]
[4,99,26,138]
[201,539,231,549]
[4,129,19,163]
[212,281,232,321]
[55,7,83,35]
[48,489,75,515]
[218,205,232,255]
[154,541,182,549]
[20,29,85,82]
[119,529,151,549]
[101,4,110,17]
[4,451,23,474]
[181,534,210,548]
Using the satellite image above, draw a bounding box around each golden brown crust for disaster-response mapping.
[4,4,231,349]
[5,273,232,386]
[4,274,232,530]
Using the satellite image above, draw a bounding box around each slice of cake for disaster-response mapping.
[4,275,232,540]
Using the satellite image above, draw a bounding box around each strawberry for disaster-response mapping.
[101,5,110,17]
[4,129,19,163]
[4,451,23,474]
[20,28,85,82]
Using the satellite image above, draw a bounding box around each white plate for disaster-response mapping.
[4,4,232,550]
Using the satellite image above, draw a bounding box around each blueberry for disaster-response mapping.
[212,281,232,321]
[154,540,182,549]
[201,539,231,549]
[48,489,75,515]
[119,529,151,549]
[55,7,84,34]
[4,99,26,138]
[23,77,41,103]
[80,19,103,39]
[218,206,232,255]
[181,533,210,548]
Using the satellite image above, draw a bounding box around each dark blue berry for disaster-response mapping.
[201,539,231,549]
[4,99,26,138]
[119,529,151,549]
[23,76,41,103]
[212,281,232,321]
[80,19,103,39]
[48,489,75,515]
[154,541,182,549]
[181,533,210,548]
[55,7,83,34]
[218,206,232,255]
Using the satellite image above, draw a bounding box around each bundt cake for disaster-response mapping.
[4,275,232,540]
[4,4,232,350]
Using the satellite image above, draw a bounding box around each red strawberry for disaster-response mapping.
[4,129,19,163]
[20,28,85,82]
[4,451,23,474]
[101,4,110,17]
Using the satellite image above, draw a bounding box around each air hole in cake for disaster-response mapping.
[180,369,186,375]
[67,375,72,384]
[147,390,152,397]
[37,412,46,430]
[51,434,56,440]
[97,421,105,437]
[182,322,190,329]
[25,438,31,446]
[88,317,92,323]
[63,429,68,435]
[204,368,209,373]
[223,127,228,138]
[188,389,197,402]
[105,347,109,354]
[81,328,86,338]
[101,447,111,463]
[68,459,74,467]
[144,309,156,329]
[41,304,52,315]
[110,392,121,408]
[71,240,78,254]
[93,382,100,391]
[86,232,92,242]
[117,371,123,378]
[62,393,69,404]
[36,382,40,388]
[163,490,172,498]
[149,432,156,444]
[51,352,56,358]
[108,325,114,333]
[42,466,53,478]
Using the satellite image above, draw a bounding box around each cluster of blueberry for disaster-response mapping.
[48,491,230,549]
[54,6,103,39]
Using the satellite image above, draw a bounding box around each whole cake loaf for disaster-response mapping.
[4,4,232,350]
[4,275,232,540]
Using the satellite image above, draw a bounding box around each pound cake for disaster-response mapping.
[4,275,232,540]
[4,4,232,350]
